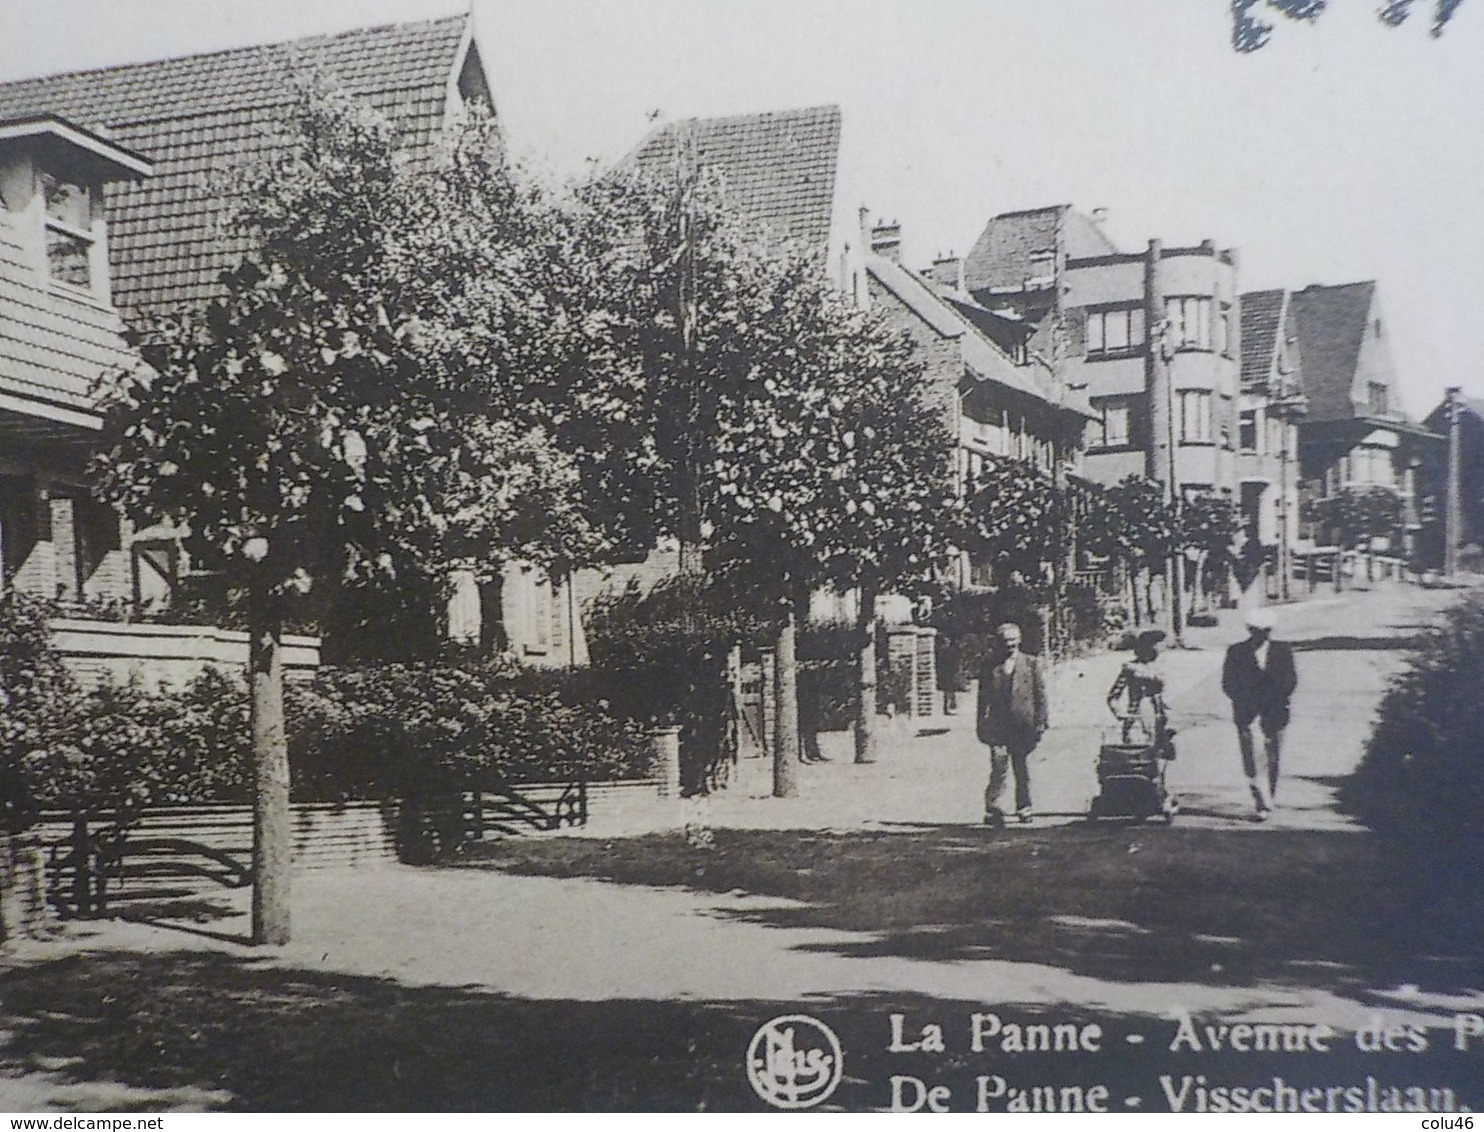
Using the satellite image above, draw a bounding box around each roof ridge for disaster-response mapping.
[663,104,841,131]
[988,203,1071,221]
[1297,279,1376,294]
[0,11,468,87]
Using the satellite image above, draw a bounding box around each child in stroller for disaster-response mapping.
[1092,629,1178,822]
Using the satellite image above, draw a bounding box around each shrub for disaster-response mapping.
[289,662,652,801]
[1340,592,1484,877]
[0,593,82,831]
[585,574,770,792]
[7,654,252,821]
[796,620,896,729]
[930,587,1049,678]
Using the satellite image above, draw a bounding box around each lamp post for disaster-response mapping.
[1445,386,1462,578]
[1145,240,1185,644]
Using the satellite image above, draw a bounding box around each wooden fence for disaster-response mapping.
[31,779,663,919]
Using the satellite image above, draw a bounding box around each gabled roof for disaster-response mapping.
[1424,396,1484,431]
[1239,288,1286,387]
[624,106,841,256]
[963,204,1119,295]
[1289,281,1376,420]
[866,253,1092,419]
[0,15,479,317]
[0,212,140,438]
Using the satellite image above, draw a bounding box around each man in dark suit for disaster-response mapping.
[1221,606,1297,820]
[976,621,1048,826]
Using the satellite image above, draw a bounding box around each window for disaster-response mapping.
[1085,306,1145,357]
[1178,390,1213,443]
[1027,250,1055,285]
[1217,302,1233,357]
[1238,409,1258,453]
[1164,296,1212,351]
[40,172,95,291]
[1368,382,1390,416]
[1095,400,1131,448]
[1349,446,1395,488]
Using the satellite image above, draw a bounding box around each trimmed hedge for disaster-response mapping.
[3,591,651,825]
[289,662,653,800]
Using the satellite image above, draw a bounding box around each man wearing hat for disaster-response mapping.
[1221,606,1298,819]
[976,621,1048,826]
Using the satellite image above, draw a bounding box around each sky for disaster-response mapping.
[2,0,1481,417]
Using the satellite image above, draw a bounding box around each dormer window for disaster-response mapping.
[41,171,95,290]
[0,114,152,302]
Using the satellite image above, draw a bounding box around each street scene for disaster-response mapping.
[2,582,1479,1111]
[2,0,1484,1116]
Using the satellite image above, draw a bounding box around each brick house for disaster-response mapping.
[859,220,1092,589]
[0,16,538,669]
[963,206,1243,501]
[0,116,150,609]
[1288,282,1438,558]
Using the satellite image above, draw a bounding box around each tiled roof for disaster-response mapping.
[867,252,1090,417]
[0,211,140,434]
[1289,281,1375,421]
[0,15,473,318]
[1239,288,1286,387]
[964,205,1063,294]
[963,205,1119,296]
[625,106,841,256]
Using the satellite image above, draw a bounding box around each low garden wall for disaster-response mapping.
[25,779,667,923]
[49,618,321,688]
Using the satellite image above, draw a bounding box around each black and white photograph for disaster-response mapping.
[1,0,1483,1115]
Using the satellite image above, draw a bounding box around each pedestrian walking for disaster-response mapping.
[975,621,1047,826]
[1106,628,1175,757]
[1221,605,1297,820]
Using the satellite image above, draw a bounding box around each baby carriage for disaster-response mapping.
[1088,712,1178,823]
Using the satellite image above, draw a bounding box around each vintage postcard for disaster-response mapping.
[1,0,1482,1115]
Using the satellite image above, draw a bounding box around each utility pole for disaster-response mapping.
[673,119,706,578]
[1144,240,1184,643]
[1445,385,1462,577]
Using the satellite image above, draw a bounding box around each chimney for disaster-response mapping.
[1091,207,1109,226]
[925,253,962,292]
[871,219,902,263]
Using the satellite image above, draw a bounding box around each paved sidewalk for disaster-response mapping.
[577,581,1462,836]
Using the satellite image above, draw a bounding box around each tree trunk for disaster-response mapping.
[249,583,291,946]
[772,606,799,797]
[854,582,878,764]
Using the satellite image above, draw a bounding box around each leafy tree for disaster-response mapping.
[93,91,613,943]
[1232,0,1466,51]
[963,459,1063,588]
[705,283,961,764]
[1179,490,1240,611]
[1308,486,1406,552]
[1084,476,1178,625]
[588,165,961,778]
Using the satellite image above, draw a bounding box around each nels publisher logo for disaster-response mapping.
[747,1014,844,1109]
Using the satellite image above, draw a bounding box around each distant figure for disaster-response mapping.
[937,632,963,715]
[975,622,1048,827]
[1107,628,1174,756]
[1221,606,1297,820]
